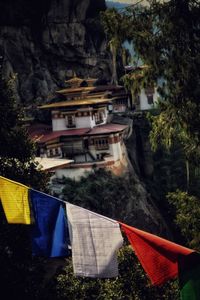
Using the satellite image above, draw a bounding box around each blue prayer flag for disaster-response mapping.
[30,190,69,257]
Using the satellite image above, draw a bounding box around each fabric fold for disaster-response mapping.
[30,190,69,257]
[66,203,123,278]
[0,176,31,224]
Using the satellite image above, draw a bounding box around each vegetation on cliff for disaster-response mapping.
[50,246,179,300]
[0,58,49,298]
[101,0,200,237]
[1,0,200,299]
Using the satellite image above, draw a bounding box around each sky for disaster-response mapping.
[106,0,150,7]
[107,0,137,2]
[106,0,147,3]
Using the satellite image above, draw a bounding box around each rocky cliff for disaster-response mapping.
[0,0,110,103]
[124,112,172,237]
[0,0,171,237]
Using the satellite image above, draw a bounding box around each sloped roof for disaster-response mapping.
[29,123,128,143]
[39,98,112,109]
[56,85,124,95]
[87,124,128,135]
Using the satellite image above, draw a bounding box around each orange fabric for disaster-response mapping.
[119,222,194,285]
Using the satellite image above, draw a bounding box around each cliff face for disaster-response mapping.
[0,0,110,103]
[0,1,170,236]
[126,112,154,179]
[123,112,172,237]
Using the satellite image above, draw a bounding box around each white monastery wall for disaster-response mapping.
[76,116,94,128]
[52,118,66,131]
[139,88,159,110]
[109,140,122,161]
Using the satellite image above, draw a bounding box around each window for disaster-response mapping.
[66,115,76,128]
[147,95,154,105]
[49,149,53,157]
[94,138,109,150]
[94,113,100,124]
[145,87,154,105]
[94,112,103,124]
[96,154,100,160]
[136,95,140,105]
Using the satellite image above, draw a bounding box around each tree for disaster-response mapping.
[101,8,130,85]
[123,65,153,105]
[0,55,49,188]
[61,168,166,229]
[0,54,49,299]
[48,246,179,300]
[102,1,200,163]
[126,0,200,161]
[167,190,200,251]
[108,0,200,251]
[62,168,139,223]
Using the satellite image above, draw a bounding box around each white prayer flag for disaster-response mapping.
[66,203,123,278]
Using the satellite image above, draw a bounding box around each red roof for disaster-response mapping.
[28,123,128,144]
[87,123,128,135]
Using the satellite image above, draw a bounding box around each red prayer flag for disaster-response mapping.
[119,222,194,285]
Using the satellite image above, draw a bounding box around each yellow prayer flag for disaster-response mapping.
[0,176,31,224]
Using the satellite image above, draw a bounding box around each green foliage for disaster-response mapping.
[100,8,131,45]
[62,168,141,223]
[105,1,200,161]
[116,0,200,257]
[101,8,131,84]
[149,101,200,166]
[0,75,34,161]
[140,1,200,160]
[167,191,200,251]
[122,65,154,104]
[0,67,49,188]
[60,168,181,299]
[50,246,179,300]
[0,58,49,298]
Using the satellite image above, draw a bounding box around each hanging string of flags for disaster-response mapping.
[0,175,199,299]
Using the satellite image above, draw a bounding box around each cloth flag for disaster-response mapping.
[0,176,31,224]
[66,203,123,278]
[119,222,195,285]
[30,190,69,257]
[179,252,200,300]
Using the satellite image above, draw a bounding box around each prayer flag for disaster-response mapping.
[30,190,69,257]
[119,222,194,285]
[179,252,200,300]
[66,203,123,278]
[0,176,31,224]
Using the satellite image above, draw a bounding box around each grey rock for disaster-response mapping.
[0,0,110,103]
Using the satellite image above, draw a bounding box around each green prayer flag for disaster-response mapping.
[179,253,200,300]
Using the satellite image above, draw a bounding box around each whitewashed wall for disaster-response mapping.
[52,118,66,131]
[76,116,95,128]
[109,141,122,161]
[139,88,159,110]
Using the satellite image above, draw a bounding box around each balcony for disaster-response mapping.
[62,145,86,155]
